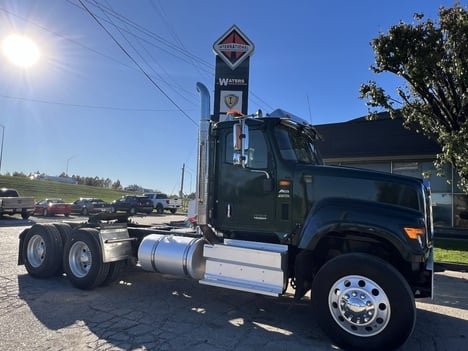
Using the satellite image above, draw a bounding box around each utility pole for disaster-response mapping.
[0,124,4,174]
[179,163,185,199]
[66,155,75,176]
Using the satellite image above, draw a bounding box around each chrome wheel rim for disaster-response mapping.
[26,234,46,268]
[328,275,391,337]
[68,241,92,278]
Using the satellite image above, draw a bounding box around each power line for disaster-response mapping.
[80,1,274,112]
[2,2,275,115]
[80,0,212,71]
[0,93,187,112]
[78,0,198,126]
[94,0,199,107]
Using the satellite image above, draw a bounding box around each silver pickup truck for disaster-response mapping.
[0,188,35,219]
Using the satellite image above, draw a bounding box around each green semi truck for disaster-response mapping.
[18,83,433,351]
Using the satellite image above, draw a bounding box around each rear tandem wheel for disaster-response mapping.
[63,228,110,290]
[22,224,63,278]
[63,228,125,289]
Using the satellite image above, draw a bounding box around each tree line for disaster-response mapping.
[7,171,130,191]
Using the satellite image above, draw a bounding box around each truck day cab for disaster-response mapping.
[18,83,433,351]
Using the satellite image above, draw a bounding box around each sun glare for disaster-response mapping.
[2,34,40,68]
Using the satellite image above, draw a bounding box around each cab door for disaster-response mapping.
[214,123,277,236]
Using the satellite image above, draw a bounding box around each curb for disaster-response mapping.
[435,262,468,272]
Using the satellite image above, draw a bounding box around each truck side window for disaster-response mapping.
[275,127,318,164]
[247,130,268,169]
[225,129,268,169]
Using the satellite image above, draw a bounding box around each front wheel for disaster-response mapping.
[312,253,415,351]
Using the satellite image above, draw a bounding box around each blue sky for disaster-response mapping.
[0,0,460,195]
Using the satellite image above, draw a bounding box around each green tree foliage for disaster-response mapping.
[360,3,468,191]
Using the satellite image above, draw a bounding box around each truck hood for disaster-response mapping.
[295,164,424,213]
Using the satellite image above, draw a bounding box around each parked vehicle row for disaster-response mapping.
[32,195,169,217]
[1,193,181,219]
[33,198,112,217]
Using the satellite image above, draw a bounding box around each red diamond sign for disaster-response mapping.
[213,25,255,70]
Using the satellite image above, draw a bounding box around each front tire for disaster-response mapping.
[63,228,110,290]
[312,253,415,351]
[22,224,63,278]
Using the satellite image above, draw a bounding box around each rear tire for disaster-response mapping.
[156,204,163,214]
[102,260,126,286]
[53,223,72,247]
[63,228,110,290]
[312,253,415,351]
[52,223,73,275]
[170,209,176,214]
[22,224,63,278]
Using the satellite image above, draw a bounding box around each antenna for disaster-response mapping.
[306,95,313,124]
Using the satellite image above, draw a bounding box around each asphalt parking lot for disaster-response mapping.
[1,214,467,351]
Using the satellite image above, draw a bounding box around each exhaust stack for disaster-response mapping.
[196,82,210,225]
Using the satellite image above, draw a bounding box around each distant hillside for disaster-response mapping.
[0,175,133,203]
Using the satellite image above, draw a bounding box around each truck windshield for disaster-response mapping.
[274,127,320,164]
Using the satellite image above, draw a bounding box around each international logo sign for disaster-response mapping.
[213,25,254,70]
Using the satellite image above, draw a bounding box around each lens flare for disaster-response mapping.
[2,34,40,68]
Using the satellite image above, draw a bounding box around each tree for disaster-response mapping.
[360,3,468,191]
[112,179,122,190]
[125,184,143,192]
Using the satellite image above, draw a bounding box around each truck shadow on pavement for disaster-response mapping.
[17,266,331,350]
[17,267,468,351]
[0,216,35,227]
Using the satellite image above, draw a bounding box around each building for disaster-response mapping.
[315,112,468,237]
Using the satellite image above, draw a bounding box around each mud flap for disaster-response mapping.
[293,250,315,300]
[17,228,28,265]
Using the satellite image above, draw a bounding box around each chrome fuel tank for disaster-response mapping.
[138,234,206,280]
